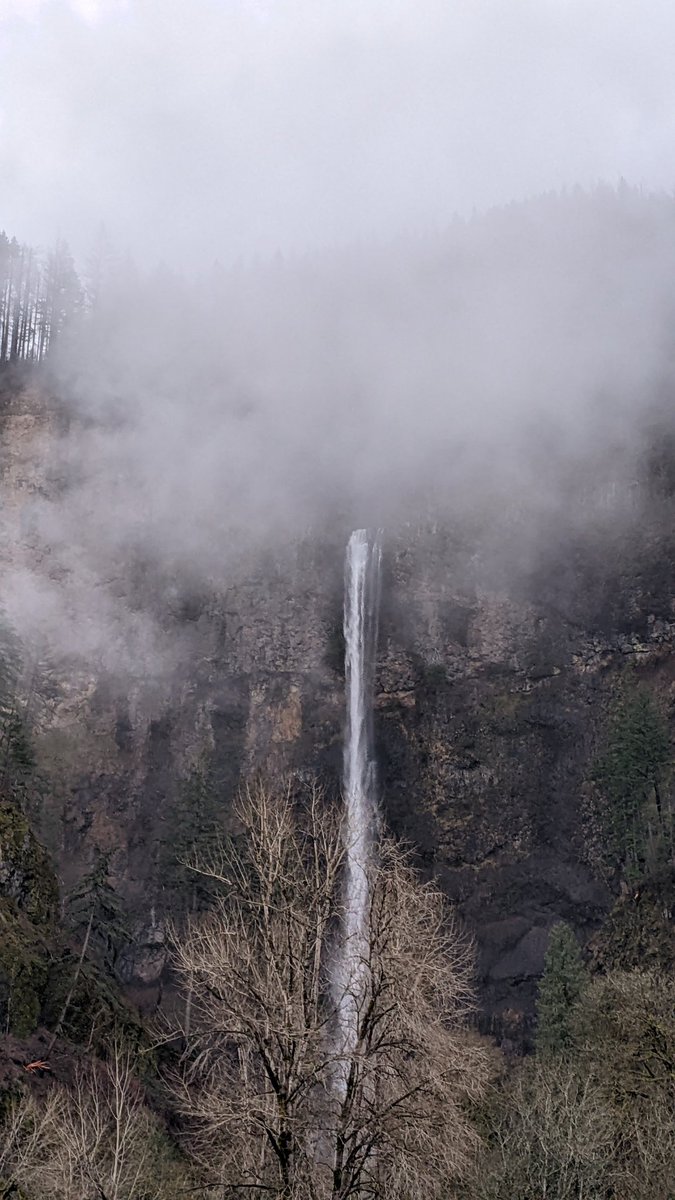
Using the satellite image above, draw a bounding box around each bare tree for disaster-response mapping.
[576,970,675,1200]
[470,970,675,1200]
[0,1086,63,1190]
[2,1039,178,1200]
[169,779,488,1199]
[470,1058,615,1200]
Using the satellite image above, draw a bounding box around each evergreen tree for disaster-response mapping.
[594,689,671,874]
[536,922,587,1058]
[41,238,82,356]
[160,766,223,915]
[0,227,85,365]
[47,850,130,1054]
[67,847,129,972]
[0,615,36,799]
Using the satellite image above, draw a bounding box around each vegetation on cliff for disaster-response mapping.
[0,781,490,1199]
[535,923,587,1059]
[593,687,672,877]
[0,230,675,1192]
[465,689,675,1198]
[0,647,674,1195]
[169,781,489,1198]
[0,233,81,367]
[469,968,675,1199]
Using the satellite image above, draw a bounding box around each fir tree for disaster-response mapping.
[67,848,129,972]
[47,849,129,1054]
[163,766,222,915]
[0,615,36,800]
[536,922,587,1058]
[593,689,671,874]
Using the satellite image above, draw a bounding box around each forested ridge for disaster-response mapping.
[1,191,675,1196]
[0,233,82,366]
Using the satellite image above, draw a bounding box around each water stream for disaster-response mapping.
[336,528,382,1065]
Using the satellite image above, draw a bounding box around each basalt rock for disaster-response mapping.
[3,378,675,1046]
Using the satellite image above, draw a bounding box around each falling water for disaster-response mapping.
[336,528,382,1066]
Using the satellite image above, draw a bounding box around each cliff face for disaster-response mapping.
[376,523,675,1042]
[2,376,675,1043]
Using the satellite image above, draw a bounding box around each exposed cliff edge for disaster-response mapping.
[1,370,675,1047]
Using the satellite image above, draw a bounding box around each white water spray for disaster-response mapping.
[336,528,382,1064]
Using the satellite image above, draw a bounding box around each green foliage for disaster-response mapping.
[0,802,57,1037]
[0,900,48,1037]
[66,847,129,971]
[0,830,147,1051]
[41,959,150,1061]
[1,714,35,780]
[470,968,675,1200]
[536,922,587,1058]
[574,971,675,1198]
[0,617,36,800]
[590,873,675,973]
[575,970,675,1106]
[593,688,671,874]
[0,802,58,925]
[130,1124,196,1199]
[0,619,22,720]
[162,767,223,914]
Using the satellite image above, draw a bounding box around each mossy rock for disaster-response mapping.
[0,803,58,925]
[417,661,448,691]
[589,873,675,973]
[0,900,49,1037]
[42,956,153,1067]
[487,689,524,735]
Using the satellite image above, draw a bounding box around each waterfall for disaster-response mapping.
[336,528,382,1067]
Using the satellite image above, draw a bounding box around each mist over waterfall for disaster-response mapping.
[336,529,382,1063]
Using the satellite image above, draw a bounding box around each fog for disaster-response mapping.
[5,185,671,682]
[2,4,675,682]
[3,1,675,262]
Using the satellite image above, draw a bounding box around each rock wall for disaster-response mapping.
[3,375,675,1042]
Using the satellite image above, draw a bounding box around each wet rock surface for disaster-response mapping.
[3,380,675,1044]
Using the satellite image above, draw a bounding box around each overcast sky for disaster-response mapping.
[0,0,674,265]
[1,0,675,265]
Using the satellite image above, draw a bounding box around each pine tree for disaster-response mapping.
[536,922,587,1058]
[163,766,222,915]
[0,615,36,798]
[594,689,671,874]
[41,238,82,357]
[47,850,130,1054]
[67,848,129,972]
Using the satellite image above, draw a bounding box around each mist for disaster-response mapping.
[4,0,675,262]
[50,186,675,533]
[3,4,675,681]
[0,185,668,679]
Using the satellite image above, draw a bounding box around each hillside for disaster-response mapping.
[1,190,675,1194]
